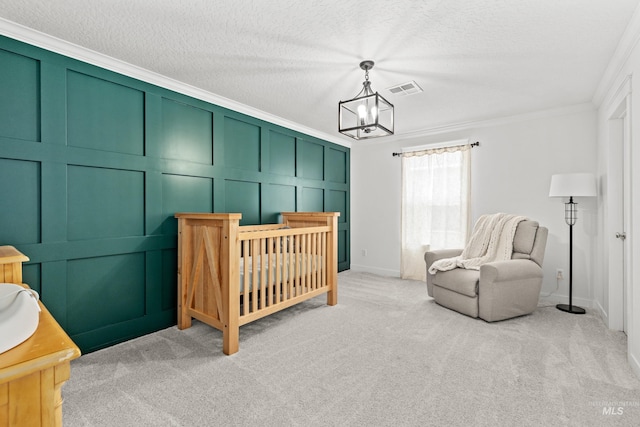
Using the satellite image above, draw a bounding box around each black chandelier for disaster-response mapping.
[338,60,394,140]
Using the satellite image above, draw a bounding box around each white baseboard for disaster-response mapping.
[629,349,640,379]
[593,300,608,325]
[349,264,400,278]
[538,294,593,309]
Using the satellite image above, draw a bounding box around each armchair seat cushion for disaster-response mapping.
[432,269,480,298]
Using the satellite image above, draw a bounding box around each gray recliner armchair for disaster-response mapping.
[424,220,548,322]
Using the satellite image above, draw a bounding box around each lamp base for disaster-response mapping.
[556,304,586,314]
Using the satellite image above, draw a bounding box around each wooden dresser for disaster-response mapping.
[0,246,81,426]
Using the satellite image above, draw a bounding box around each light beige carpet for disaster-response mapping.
[63,271,640,426]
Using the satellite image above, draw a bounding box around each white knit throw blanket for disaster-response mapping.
[428,213,527,274]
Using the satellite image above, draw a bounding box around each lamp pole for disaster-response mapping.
[557,196,585,314]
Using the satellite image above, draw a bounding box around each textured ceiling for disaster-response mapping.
[1,0,638,144]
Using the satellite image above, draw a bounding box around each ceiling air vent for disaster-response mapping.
[386,81,423,96]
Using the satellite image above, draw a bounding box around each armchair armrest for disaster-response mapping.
[478,259,543,322]
[424,248,463,267]
[424,249,463,297]
[480,259,543,283]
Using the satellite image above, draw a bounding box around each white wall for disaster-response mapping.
[351,107,598,305]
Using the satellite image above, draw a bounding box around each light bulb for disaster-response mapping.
[357,104,367,118]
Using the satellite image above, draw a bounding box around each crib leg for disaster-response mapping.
[327,287,337,306]
[177,304,192,330]
[223,324,239,355]
[177,278,192,329]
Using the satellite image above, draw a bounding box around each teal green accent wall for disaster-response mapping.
[67,71,145,155]
[0,49,40,141]
[0,36,350,353]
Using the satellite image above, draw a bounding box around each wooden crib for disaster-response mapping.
[175,211,339,355]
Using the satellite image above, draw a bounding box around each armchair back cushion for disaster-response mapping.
[512,220,538,255]
[511,220,547,267]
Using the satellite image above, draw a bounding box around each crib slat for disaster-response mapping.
[288,235,295,298]
[260,238,266,310]
[275,236,282,304]
[312,232,317,290]
[308,233,313,291]
[307,234,312,292]
[317,232,323,289]
[321,232,327,288]
[311,234,315,290]
[314,233,318,289]
[243,240,250,316]
[267,237,274,307]
[251,239,259,314]
[300,234,306,293]
[312,234,316,290]
[301,234,306,295]
[296,235,300,295]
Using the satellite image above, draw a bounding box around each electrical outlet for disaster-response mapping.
[361,249,367,257]
[556,269,564,280]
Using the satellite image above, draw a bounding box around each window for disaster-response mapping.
[400,143,471,280]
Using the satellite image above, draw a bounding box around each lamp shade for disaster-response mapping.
[549,173,597,198]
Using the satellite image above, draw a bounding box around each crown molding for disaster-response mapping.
[592,4,640,107]
[362,103,596,145]
[0,17,351,148]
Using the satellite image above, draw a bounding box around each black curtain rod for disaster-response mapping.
[392,141,480,157]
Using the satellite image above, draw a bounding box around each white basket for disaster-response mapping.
[0,283,41,354]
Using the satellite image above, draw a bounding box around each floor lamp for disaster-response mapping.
[549,173,597,314]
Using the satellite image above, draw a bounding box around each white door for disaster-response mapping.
[607,82,631,333]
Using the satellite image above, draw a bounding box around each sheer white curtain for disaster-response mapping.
[401,144,471,280]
